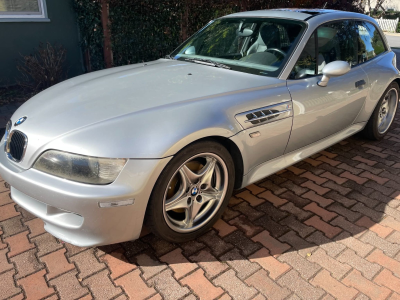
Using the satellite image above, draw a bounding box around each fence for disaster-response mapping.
[375,18,399,33]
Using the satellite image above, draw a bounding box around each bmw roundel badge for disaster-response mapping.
[15,116,27,126]
[191,187,199,196]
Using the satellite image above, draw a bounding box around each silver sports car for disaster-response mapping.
[1,9,399,246]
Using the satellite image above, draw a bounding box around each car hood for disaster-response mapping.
[6,59,288,168]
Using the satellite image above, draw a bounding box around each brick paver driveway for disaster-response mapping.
[1,101,400,299]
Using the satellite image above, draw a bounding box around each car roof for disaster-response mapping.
[222,8,358,21]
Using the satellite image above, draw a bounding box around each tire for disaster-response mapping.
[363,82,399,140]
[145,140,235,243]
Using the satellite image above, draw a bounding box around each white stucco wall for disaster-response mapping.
[366,0,400,11]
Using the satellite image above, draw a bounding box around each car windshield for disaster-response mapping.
[170,17,306,77]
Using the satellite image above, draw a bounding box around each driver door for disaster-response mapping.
[285,20,369,153]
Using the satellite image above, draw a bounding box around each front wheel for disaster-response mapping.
[145,140,235,243]
[363,82,399,140]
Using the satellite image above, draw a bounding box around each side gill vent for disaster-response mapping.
[245,109,280,125]
[235,101,293,130]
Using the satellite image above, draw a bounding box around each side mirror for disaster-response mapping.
[318,61,351,87]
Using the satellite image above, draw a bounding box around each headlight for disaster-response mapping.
[3,120,11,143]
[33,150,127,185]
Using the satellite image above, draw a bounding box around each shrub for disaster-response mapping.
[0,85,34,105]
[16,42,67,92]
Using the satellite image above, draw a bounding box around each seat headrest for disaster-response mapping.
[260,24,281,48]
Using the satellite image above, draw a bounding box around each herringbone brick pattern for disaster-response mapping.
[1,112,400,299]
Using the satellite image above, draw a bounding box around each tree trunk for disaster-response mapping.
[101,0,113,68]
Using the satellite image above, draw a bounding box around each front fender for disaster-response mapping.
[39,97,243,160]
[25,78,290,166]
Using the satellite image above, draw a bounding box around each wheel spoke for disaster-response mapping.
[378,115,387,129]
[165,197,188,211]
[201,188,221,204]
[184,201,203,228]
[199,158,217,188]
[180,165,201,185]
[165,184,188,211]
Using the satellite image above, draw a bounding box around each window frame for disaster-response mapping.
[290,18,389,80]
[0,0,49,22]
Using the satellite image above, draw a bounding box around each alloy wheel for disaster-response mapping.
[162,153,229,233]
[377,88,398,134]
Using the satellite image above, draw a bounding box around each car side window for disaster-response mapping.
[290,33,317,79]
[291,20,359,79]
[316,20,359,70]
[356,21,386,62]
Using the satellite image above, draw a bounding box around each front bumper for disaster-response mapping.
[0,144,171,247]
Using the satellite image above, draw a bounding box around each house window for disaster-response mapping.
[0,0,49,21]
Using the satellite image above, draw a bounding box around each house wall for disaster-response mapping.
[366,0,400,11]
[0,0,83,86]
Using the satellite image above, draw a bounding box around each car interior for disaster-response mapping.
[239,22,302,67]
[181,19,303,70]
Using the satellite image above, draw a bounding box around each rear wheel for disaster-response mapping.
[145,140,235,243]
[363,82,399,140]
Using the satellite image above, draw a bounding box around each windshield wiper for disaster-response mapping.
[185,58,231,70]
[165,55,175,60]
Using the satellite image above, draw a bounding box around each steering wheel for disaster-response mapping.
[265,48,286,58]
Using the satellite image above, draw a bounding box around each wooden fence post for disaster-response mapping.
[101,0,113,68]
[181,0,190,41]
[84,49,92,73]
[239,0,245,11]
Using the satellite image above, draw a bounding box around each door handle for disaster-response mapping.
[355,80,366,88]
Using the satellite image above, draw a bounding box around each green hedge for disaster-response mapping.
[381,12,400,20]
[73,0,362,71]
[73,0,105,70]
[109,1,184,67]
